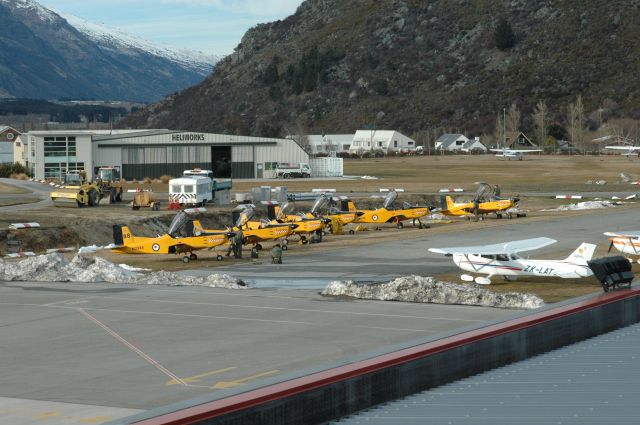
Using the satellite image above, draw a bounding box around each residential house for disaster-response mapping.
[0,126,21,163]
[434,134,469,152]
[348,130,416,154]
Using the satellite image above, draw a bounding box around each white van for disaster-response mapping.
[168,175,213,206]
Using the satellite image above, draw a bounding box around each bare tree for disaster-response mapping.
[494,111,505,148]
[567,95,585,154]
[532,100,548,148]
[292,119,311,154]
[506,103,521,135]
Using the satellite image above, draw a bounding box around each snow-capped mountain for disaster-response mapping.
[0,0,221,101]
[61,13,220,76]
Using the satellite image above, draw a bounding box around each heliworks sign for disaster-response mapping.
[171,133,206,142]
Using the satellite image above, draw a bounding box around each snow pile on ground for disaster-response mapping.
[426,212,448,220]
[542,200,621,211]
[0,253,245,289]
[77,244,117,254]
[360,175,379,180]
[322,275,544,309]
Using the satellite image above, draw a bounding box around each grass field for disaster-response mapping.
[0,181,29,194]
[233,154,640,195]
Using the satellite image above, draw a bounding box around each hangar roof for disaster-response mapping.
[334,322,640,424]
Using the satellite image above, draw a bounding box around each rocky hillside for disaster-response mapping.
[0,0,218,102]
[119,0,640,137]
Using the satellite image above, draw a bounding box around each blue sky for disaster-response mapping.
[37,0,304,56]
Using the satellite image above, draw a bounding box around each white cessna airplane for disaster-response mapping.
[428,237,596,284]
[604,145,640,156]
[491,148,543,160]
[604,231,640,262]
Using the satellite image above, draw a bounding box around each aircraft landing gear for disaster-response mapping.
[182,256,190,263]
[255,243,263,251]
[281,244,288,251]
[216,255,224,261]
[396,221,404,229]
[189,253,198,261]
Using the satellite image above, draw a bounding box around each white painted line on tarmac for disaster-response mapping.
[83,307,315,325]
[89,296,489,323]
[355,325,434,332]
[0,303,315,326]
[77,308,188,387]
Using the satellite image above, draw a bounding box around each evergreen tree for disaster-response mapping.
[494,19,516,50]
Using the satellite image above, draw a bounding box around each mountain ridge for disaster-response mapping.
[118,0,640,140]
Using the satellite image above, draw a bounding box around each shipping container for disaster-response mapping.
[309,157,343,177]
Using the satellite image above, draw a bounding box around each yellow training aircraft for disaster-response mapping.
[220,205,297,251]
[263,201,328,244]
[343,189,430,229]
[111,212,233,263]
[304,194,362,227]
[438,183,521,220]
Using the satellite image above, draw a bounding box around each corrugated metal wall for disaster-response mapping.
[232,162,255,178]
[122,163,210,180]
[122,146,210,164]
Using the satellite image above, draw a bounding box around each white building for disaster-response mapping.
[305,134,354,154]
[434,134,487,153]
[348,130,416,154]
[24,129,309,181]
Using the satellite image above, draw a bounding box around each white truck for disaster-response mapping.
[275,162,311,178]
[169,175,213,207]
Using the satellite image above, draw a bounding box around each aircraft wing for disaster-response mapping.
[428,237,557,255]
[605,145,640,151]
[491,148,542,153]
[604,231,640,238]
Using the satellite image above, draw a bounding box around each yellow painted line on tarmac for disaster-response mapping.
[166,366,238,386]
[33,411,61,419]
[211,370,280,389]
[79,416,113,423]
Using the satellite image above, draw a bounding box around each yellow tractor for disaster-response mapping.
[96,167,124,204]
[50,171,102,208]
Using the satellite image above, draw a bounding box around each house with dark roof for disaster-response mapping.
[504,131,538,149]
[0,126,21,163]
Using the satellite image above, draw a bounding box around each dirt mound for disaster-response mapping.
[322,275,544,309]
[0,253,245,289]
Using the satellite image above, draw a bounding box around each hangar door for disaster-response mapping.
[211,146,231,178]
[212,145,254,178]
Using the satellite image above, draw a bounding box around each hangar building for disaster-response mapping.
[24,129,309,180]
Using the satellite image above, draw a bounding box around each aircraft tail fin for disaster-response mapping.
[565,242,597,263]
[439,195,455,211]
[192,220,204,235]
[113,224,134,246]
[343,200,357,212]
[266,205,278,220]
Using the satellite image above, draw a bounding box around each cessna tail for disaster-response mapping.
[565,242,596,264]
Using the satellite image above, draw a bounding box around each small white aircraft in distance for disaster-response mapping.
[428,237,596,284]
[604,145,640,156]
[491,148,543,160]
[604,231,640,262]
